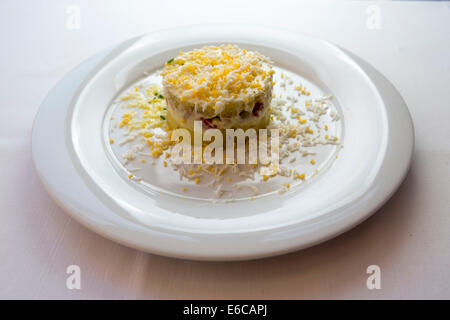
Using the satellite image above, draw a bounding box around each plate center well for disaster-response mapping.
[104,65,343,202]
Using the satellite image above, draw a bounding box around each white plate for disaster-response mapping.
[32,25,414,261]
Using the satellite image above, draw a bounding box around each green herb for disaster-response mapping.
[158,94,164,99]
[160,115,166,120]
[167,58,174,64]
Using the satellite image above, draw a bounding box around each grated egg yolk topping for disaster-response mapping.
[161,45,273,110]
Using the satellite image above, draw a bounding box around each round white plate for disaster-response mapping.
[32,25,414,261]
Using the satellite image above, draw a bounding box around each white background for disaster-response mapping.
[1,0,449,299]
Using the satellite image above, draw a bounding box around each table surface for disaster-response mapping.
[1,0,449,299]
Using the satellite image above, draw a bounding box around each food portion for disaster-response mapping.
[161,44,274,131]
[108,44,343,201]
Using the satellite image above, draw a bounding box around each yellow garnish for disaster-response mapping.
[142,132,153,138]
[297,116,307,124]
[119,118,130,128]
[161,45,273,106]
[291,130,297,138]
[152,149,162,158]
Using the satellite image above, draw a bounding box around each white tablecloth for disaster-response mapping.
[1,0,449,299]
